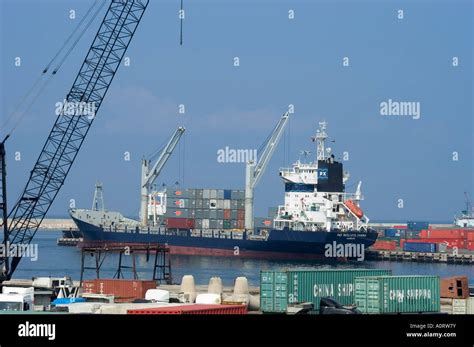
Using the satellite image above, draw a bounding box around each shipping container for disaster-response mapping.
[202,219,210,229]
[393,225,407,229]
[452,299,467,314]
[223,220,231,229]
[286,269,392,311]
[217,209,224,219]
[209,210,217,219]
[196,209,203,219]
[237,209,245,220]
[441,276,470,299]
[467,241,474,250]
[231,220,238,228]
[82,279,156,302]
[466,230,474,240]
[195,219,203,228]
[187,189,196,199]
[231,210,238,220]
[217,190,224,199]
[405,230,421,239]
[210,189,217,199]
[188,209,196,218]
[223,209,231,220]
[468,297,474,314]
[196,200,203,208]
[196,189,203,199]
[238,200,245,209]
[260,271,287,313]
[209,199,217,209]
[209,220,217,229]
[168,189,188,198]
[402,238,466,250]
[231,200,239,209]
[371,240,397,251]
[224,190,232,200]
[223,200,231,209]
[407,221,430,231]
[420,229,467,239]
[237,220,244,229]
[383,228,406,238]
[166,217,195,229]
[355,276,440,314]
[402,241,437,253]
[203,189,210,199]
[127,304,247,315]
[164,208,189,218]
[231,190,240,200]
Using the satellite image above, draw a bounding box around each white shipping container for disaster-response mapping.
[467,297,474,315]
[224,200,231,209]
[203,189,210,199]
[453,299,467,314]
[217,200,224,209]
[202,219,210,229]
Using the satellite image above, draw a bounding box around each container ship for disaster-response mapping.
[70,121,378,259]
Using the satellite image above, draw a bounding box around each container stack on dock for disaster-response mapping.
[163,188,273,231]
[372,221,474,253]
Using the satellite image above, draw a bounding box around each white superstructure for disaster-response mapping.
[273,121,369,232]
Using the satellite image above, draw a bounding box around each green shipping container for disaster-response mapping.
[286,269,392,311]
[355,276,440,314]
[260,271,287,313]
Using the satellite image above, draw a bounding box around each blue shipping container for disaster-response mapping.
[384,228,406,238]
[403,242,437,253]
[407,221,429,231]
[224,189,232,199]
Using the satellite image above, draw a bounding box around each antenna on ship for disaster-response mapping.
[312,121,328,161]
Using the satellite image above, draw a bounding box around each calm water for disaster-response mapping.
[12,231,474,287]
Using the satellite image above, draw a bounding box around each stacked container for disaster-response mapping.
[164,188,247,231]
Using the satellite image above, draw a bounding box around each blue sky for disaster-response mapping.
[1,0,472,222]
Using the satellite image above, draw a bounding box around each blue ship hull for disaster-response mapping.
[73,217,378,260]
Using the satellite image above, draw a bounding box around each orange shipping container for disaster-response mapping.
[371,240,397,250]
[82,279,156,302]
[420,229,467,239]
[223,209,231,220]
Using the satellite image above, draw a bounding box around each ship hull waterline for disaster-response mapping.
[72,217,378,261]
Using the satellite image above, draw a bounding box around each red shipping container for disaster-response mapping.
[82,279,156,302]
[223,209,231,220]
[466,231,474,241]
[237,220,244,229]
[420,229,467,239]
[467,241,474,250]
[371,240,397,250]
[127,304,247,315]
[166,217,195,229]
[237,209,245,220]
[401,238,466,249]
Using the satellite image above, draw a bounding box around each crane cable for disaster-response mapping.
[0,0,102,135]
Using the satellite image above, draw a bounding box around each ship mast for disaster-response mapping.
[312,121,328,161]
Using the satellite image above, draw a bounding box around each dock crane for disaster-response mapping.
[0,0,149,282]
[140,127,186,225]
[245,112,290,230]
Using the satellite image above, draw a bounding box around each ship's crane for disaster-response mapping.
[0,0,149,282]
[245,112,290,230]
[140,127,186,225]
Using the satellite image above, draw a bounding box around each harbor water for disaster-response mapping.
[13,230,474,287]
